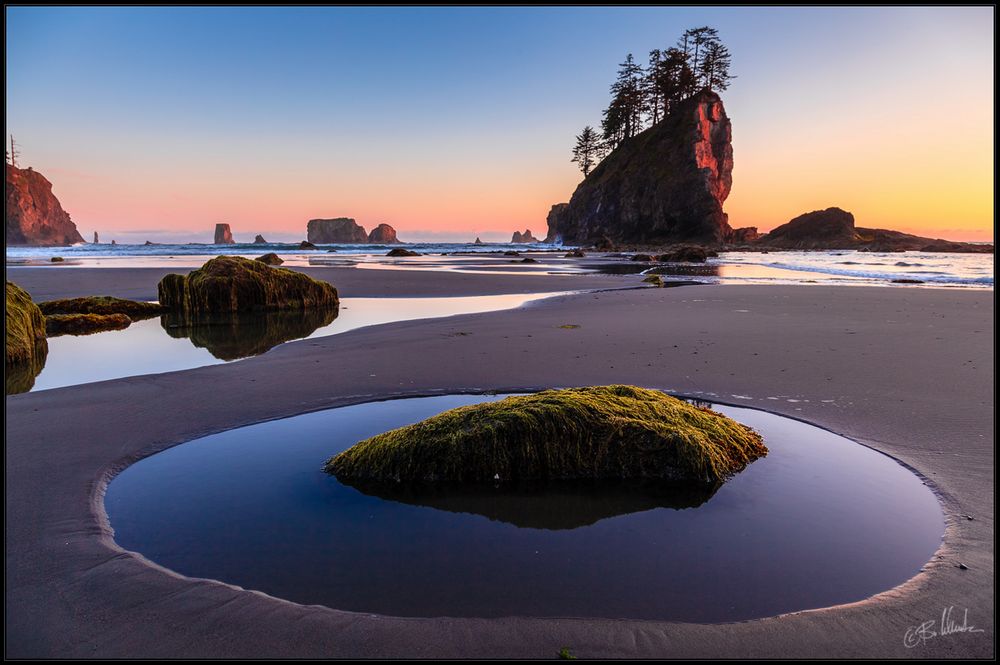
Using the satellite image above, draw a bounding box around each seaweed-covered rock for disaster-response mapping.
[643,275,666,287]
[38,296,166,319]
[157,256,339,318]
[327,385,766,485]
[45,313,132,337]
[386,248,420,257]
[564,249,586,258]
[50,256,65,263]
[255,252,284,265]
[6,281,48,366]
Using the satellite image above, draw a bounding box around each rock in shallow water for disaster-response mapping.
[157,255,339,318]
[5,281,48,366]
[326,385,767,486]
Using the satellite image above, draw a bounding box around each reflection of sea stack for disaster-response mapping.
[214,223,235,244]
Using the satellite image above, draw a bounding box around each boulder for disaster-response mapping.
[50,257,64,263]
[368,223,401,244]
[255,253,284,265]
[326,386,767,485]
[546,89,733,246]
[214,223,235,245]
[5,281,48,366]
[299,240,317,249]
[306,217,368,244]
[157,256,339,319]
[564,249,586,258]
[45,313,132,337]
[5,164,85,246]
[659,246,709,262]
[386,248,421,257]
[38,296,165,319]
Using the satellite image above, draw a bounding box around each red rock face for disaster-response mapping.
[214,223,235,244]
[693,100,733,203]
[5,164,85,246]
[367,223,400,244]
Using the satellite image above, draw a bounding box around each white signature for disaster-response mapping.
[903,606,985,648]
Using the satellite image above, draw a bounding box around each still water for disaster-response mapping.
[105,394,944,622]
[18,293,563,393]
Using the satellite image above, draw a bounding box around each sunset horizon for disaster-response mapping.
[6,6,994,243]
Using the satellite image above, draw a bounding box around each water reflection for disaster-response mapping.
[342,479,719,529]
[5,354,46,395]
[160,307,339,361]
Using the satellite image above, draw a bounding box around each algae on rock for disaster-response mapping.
[38,296,165,319]
[5,281,48,393]
[327,385,767,486]
[158,255,339,320]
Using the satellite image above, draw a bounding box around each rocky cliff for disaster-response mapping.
[214,223,235,244]
[6,164,85,246]
[367,223,401,244]
[756,207,993,253]
[546,89,734,246]
[307,218,369,244]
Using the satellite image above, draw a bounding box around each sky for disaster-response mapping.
[5,6,994,243]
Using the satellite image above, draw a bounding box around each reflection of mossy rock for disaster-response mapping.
[327,385,767,485]
[255,252,284,265]
[158,256,339,318]
[341,479,718,530]
[38,296,165,319]
[161,306,338,361]
[6,281,48,365]
[45,313,132,336]
[6,358,45,395]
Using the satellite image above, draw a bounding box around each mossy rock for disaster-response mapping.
[38,296,165,319]
[255,252,284,265]
[643,275,666,287]
[157,255,339,319]
[564,250,586,258]
[50,257,65,263]
[326,386,767,486]
[45,313,132,337]
[161,306,338,360]
[6,281,48,366]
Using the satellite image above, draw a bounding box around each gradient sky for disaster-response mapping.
[5,6,994,243]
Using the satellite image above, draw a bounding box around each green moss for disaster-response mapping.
[157,255,339,319]
[38,296,165,319]
[326,386,767,485]
[161,306,338,360]
[5,281,48,366]
[45,313,132,337]
[642,275,666,287]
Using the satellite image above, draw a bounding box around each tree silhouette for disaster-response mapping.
[701,40,735,91]
[571,125,603,176]
[602,53,645,150]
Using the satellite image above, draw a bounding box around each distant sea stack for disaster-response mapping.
[307,218,368,244]
[755,207,994,253]
[93,231,99,244]
[368,223,401,244]
[214,223,235,245]
[511,229,539,243]
[253,234,267,244]
[546,89,733,246]
[5,164,85,246]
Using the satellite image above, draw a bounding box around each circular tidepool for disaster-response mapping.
[105,394,943,622]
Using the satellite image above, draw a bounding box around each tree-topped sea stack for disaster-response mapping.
[547,89,734,245]
[6,164,85,246]
[158,255,339,319]
[326,385,766,486]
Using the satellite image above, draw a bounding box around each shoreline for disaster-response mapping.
[5,282,994,657]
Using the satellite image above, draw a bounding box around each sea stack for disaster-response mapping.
[306,218,368,244]
[511,229,540,243]
[367,223,401,244]
[253,234,267,244]
[545,89,733,246]
[214,223,235,244]
[5,164,85,246]
[93,231,99,244]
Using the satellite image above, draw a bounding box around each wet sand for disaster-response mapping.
[5,277,994,658]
